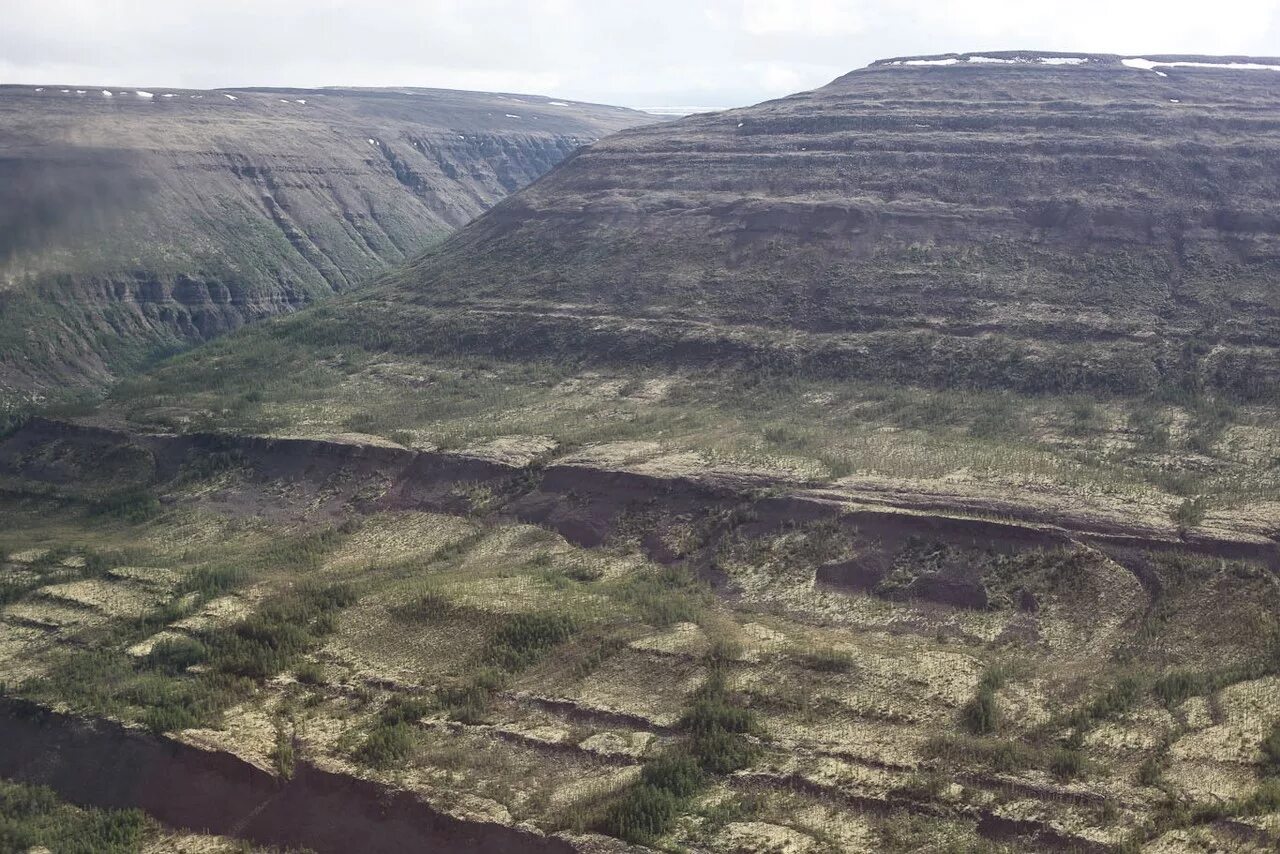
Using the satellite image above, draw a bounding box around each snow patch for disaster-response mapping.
[904,58,960,66]
[295,99,306,104]
[1170,99,1181,103]
[135,90,153,99]
[367,138,378,145]
[162,93,176,98]
[1124,57,1280,72]
[75,90,86,95]
[547,101,569,106]
[737,122,744,127]
[223,93,237,100]
[505,113,521,118]
[969,56,1016,64]
[101,90,113,97]
[1040,57,1088,65]
[60,89,69,93]
[34,87,44,92]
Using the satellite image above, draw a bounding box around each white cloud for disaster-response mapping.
[741,0,865,36]
[1,0,1278,108]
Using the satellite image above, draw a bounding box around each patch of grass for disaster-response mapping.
[793,645,854,673]
[924,735,1040,773]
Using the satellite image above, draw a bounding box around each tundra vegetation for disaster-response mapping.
[3,53,1280,854]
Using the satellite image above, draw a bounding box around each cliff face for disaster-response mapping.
[361,53,1280,399]
[0,85,652,403]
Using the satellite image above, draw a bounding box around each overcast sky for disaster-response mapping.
[5,0,1280,108]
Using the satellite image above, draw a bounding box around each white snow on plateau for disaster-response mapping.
[223,94,237,100]
[101,90,113,96]
[163,93,176,98]
[1124,57,1280,72]
[34,87,44,92]
[135,91,153,99]
[903,58,960,66]
[547,101,569,106]
[505,113,521,118]
[969,56,1016,64]
[295,99,306,104]
[1040,57,1088,65]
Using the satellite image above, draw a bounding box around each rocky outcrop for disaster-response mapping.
[0,85,653,402]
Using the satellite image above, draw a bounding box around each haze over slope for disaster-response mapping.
[0,85,651,405]
[343,51,1280,401]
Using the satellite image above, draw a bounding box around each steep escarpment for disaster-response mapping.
[346,52,1280,399]
[0,85,652,404]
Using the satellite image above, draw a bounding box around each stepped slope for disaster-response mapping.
[0,85,652,403]
[356,52,1280,399]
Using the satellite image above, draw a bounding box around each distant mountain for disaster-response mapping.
[0,84,653,405]
[344,52,1280,401]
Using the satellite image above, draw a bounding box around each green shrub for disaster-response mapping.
[0,780,149,854]
[599,785,681,845]
[1170,497,1209,530]
[1049,748,1085,779]
[356,721,415,769]
[923,735,1039,773]
[1153,670,1202,709]
[1262,721,1280,776]
[294,660,326,686]
[144,637,208,673]
[483,612,578,672]
[794,646,854,673]
[961,686,1000,736]
[437,667,507,723]
[681,665,761,773]
[619,564,706,627]
[640,753,704,798]
[91,488,161,523]
[393,590,456,622]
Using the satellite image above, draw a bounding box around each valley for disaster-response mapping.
[1,51,1278,853]
[0,84,652,408]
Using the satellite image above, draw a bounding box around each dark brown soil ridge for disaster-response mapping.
[3,417,1276,574]
[0,697,578,853]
